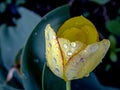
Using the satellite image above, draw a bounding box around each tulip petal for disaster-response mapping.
[45,24,64,78]
[57,16,99,44]
[65,39,110,80]
[58,38,86,65]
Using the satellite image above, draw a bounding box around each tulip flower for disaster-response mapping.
[45,16,110,82]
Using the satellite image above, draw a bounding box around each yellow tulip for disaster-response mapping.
[45,16,110,81]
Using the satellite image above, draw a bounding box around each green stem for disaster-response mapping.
[66,81,71,90]
[42,63,46,90]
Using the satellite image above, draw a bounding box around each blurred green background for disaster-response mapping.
[0,0,120,90]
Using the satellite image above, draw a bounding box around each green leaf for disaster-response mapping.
[0,84,20,90]
[0,7,41,89]
[0,66,7,84]
[115,48,120,52]
[110,51,117,62]
[106,20,120,36]
[90,0,110,5]
[109,35,118,62]
[109,35,116,50]
[0,2,7,13]
[43,65,66,90]
[16,0,26,6]
[105,64,111,72]
[21,4,70,90]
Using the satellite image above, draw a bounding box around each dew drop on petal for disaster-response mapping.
[67,51,72,56]
[84,50,87,53]
[63,44,68,49]
[53,35,56,39]
[55,68,59,73]
[53,58,57,63]
[56,48,59,51]
[71,42,76,48]
[90,44,98,53]
[80,58,85,63]
[48,43,52,47]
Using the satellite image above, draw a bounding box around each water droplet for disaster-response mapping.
[63,44,68,49]
[53,35,56,39]
[90,44,98,53]
[56,48,59,51]
[44,17,47,21]
[53,58,57,63]
[84,50,87,53]
[55,68,59,73]
[34,59,39,63]
[71,42,76,47]
[67,51,72,56]
[34,32,38,36]
[80,58,85,63]
[48,43,52,47]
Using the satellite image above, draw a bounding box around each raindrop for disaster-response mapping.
[67,51,72,56]
[80,58,85,63]
[53,58,57,63]
[34,32,38,36]
[63,44,68,49]
[71,42,76,47]
[52,35,56,39]
[48,42,52,47]
[56,48,59,51]
[43,17,47,21]
[90,44,98,53]
[34,59,39,63]
[84,50,87,53]
[55,68,59,73]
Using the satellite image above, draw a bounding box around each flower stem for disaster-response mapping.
[42,63,46,90]
[66,81,71,90]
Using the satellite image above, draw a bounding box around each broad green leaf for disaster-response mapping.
[0,7,41,89]
[0,84,20,90]
[44,64,66,90]
[0,66,7,84]
[106,20,120,36]
[90,0,110,5]
[21,4,70,90]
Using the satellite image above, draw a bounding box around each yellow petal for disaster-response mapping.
[57,16,99,44]
[45,24,64,78]
[64,39,110,80]
[58,38,86,65]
